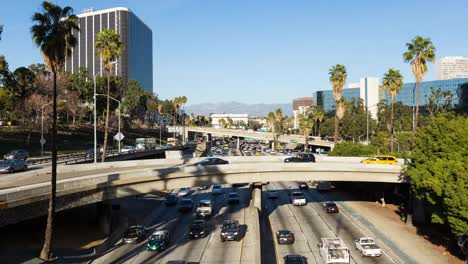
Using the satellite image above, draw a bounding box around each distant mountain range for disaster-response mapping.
[185,101,293,117]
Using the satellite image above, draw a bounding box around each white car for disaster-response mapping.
[212,184,223,195]
[121,146,136,153]
[290,191,306,206]
[177,187,192,197]
[355,237,382,257]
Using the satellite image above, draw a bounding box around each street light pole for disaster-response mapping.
[96,93,121,153]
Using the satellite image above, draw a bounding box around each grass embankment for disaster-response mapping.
[0,125,166,157]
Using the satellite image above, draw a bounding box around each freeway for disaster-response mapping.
[264,182,396,264]
[92,184,256,264]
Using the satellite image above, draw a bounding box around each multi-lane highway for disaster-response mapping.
[92,184,256,264]
[263,182,397,264]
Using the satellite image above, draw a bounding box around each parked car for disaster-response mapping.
[227,192,241,204]
[0,159,28,173]
[355,237,382,257]
[147,230,169,251]
[284,255,307,264]
[123,225,146,244]
[193,157,229,166]
[290,192,307,206]
[284,153,315,163]
[220,220,241,242]
[361,155,398,165]
[4,149,29,160]
[164,194,178,206]
[177,187,192,197]
[276,230,295,245]
[178,199,194,212]
[211,184,223,195]
[267,190,279,199]
[189,220,208,239]
[298,182,309,189]
[322,202,339,214]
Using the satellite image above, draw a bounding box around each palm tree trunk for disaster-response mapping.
[334,115,339,143]
[102,74,111,162]
[304,131,309,152]
[412,81,421,145]
[40,70,57,261]
[390,100,394,152]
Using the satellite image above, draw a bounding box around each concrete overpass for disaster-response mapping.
[0,156,405,227]
[186,126,335,148]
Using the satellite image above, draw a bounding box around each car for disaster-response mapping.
[316,181,333,191]
[284,153,315,163]
[290,192,306,206]
[196,199,213,217]
[121,146,136,153]
[189,220,208,239]
[193,157,229,166]
[276,230,295,245]
[284,254,307,264]
[4,149,29,160]
[211,184,223,195]
[177,187,192,197]
[220,220,241,242]
[322,202,339,214]
[0,159,28,173]
[298,182,309,189]
[147,230,169,251]
[123,225,146,243]
[164,194,178,206]
[361,155,398,165]
[267,190,279,199]
[227,192,241,204]
[178,199,194,212]
[355,237,382,257]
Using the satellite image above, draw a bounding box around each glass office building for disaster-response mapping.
[315,88,360,112]
[385,78,468,106]
[64,7,153,93]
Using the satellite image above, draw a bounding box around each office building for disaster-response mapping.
[436,56,468,80]
[315,87,361,113]
[292,97,314,129]
[64,7,153,93]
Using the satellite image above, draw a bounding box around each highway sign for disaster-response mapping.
[114,132,125,141]
[40,138,46,145]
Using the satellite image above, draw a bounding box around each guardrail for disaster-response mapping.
[28,152,88,165]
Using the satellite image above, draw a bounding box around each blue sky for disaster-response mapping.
[0,0,467,105]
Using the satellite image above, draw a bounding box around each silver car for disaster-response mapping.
[0,159,28,173]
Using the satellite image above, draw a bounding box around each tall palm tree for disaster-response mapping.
[95,29,123,162]
[329,64,347,143]
[267,111,277,149]
[403,36,435,143]
[382,68,403,152]
[313,108,325,137]
[275,108,283,134]
[299,110,314,152]
[31,1,79,260]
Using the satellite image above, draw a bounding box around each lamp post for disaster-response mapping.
[40,100,66,156]
[160,112,176,143]
[93,61,117,163]
[96,94,121,153]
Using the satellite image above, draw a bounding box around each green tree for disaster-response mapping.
[329,64,347,143]
[403,36,436,143]
[219,118,227,128]
[122,80,144,122]
[0,55,11,87]
[426,87,454,115]
[339,98,376,143]
[10,67,37,123]
[329,142,378,157]
[298,110,314,152]
[95,29,124,162]
[28,63,48,77]
[0,25,3,41]
[275,108,283,134]
[70,67,93,102]
[226,116,233,128]
[31,1,79,260]
[406,114,467,239]
[382,68,403,152]
[312,107,325,137]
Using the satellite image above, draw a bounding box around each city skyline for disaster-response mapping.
[1,0,468,104]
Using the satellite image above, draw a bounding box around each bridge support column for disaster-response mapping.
[97,201,118,236]
[237,137,240,149]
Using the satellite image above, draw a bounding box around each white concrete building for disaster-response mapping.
[436,56,468,80]
[211,114,249,129]
[293,106,311,129]
[360,77,380,119]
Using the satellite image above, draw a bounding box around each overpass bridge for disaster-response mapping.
[185,127,335,149]
[0,155,405,227]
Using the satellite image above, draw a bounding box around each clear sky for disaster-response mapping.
[0,0,467,105]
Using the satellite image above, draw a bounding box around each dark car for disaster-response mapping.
[189,220,208,239]
[147,230,169,251]
[284,254,307,264]
[164,194,178,206]
[276,230,295,245]
[227,192,241,204]
[0,159,28,173]
[123,225,146,244]
[298,182,309,189]
[193,157,229,166]
[284,153,315,163]
[322,202,339,214]
[4,150,29,160]
[178,199,194,213]
[220,220,241,242]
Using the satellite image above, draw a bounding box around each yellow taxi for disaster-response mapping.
[361,155,398,165]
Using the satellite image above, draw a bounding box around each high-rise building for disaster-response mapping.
[64,7,153,93]
[292,97,313,129]
[435,56,468,80]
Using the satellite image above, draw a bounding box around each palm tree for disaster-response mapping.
[313,108,325,137]
[95,29,123,162]
[403,36,435,143]
[275,108,283,134]
[382,68,403,152]
[267,111,277,149]
[31,1,79,260]
[329,64,347,143]
[299,110,314,152]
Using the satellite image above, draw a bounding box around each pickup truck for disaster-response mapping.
[355,237,382,257]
